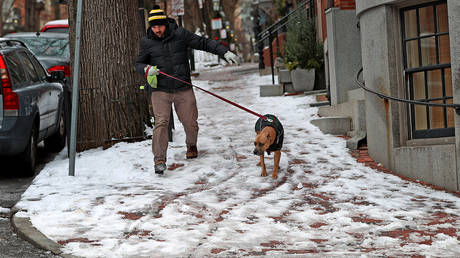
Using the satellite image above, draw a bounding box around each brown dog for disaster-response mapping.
[253,114,284,179]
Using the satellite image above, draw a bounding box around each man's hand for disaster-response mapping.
[144,65,159,77]
[144,65,159,88]
[224,51,239,65]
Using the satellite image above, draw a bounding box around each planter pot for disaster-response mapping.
[278,69,292,84]
[291,68,315,92]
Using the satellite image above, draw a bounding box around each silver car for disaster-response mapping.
[0,39,66,176]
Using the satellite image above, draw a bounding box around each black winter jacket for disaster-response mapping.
[135,18,229,93]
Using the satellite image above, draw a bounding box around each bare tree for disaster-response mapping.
[52,0,60,20]
[68,0,150,151]
[221,0,240,27]
[24,0,44,31]
[182,0,202,33]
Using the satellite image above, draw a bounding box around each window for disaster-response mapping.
[401,0,453,139]
[27,52,47,81]
[4,52,27,89]
[17,51,39,83]
[17,36,69,58]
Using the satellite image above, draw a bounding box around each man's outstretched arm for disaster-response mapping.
[183,29,239,64]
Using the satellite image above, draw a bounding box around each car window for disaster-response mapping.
[43,27,68,33]
[13,36,69,58]
[4,52,27,89]
[27,52,47,80]
[17,51,40,83]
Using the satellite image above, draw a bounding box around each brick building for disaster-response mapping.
[318,0,460,191]
[2,0,68,34]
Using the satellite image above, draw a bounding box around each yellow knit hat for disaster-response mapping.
[148,5,168,26]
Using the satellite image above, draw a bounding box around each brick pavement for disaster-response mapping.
[14,65,460,257]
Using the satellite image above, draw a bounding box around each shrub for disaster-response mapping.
[274,0,292,18]
[283,9,323,71]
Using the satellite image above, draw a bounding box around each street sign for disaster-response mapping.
[211,18,222,30]
[171,0,184,16]
[219,29,227,39]
[212,0,220,11]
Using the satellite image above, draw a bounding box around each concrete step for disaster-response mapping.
[260,84,283,97]
[310,101,331,107]
[311,116,351,135]
[304,89,328,96]
[284,83,295,93]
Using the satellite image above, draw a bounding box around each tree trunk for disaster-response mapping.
[25,0,37,31]
[53,0,60,20]
[0,0,3,36]
[221,0,240,41]
[202,0,214,38]
[183,0,202,34]
[68,0,150,151]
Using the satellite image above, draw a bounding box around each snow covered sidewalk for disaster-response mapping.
[14,64,460,257]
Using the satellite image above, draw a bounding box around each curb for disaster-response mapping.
[11,211,82,258]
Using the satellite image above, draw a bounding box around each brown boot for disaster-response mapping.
[154,160,166,175]
[186,145,198,159]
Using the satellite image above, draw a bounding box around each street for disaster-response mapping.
[0,144,61,258]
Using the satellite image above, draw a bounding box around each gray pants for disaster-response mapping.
[150,89,198,163]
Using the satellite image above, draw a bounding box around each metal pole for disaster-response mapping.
[268,33,274,85]
[69,0,83,176]
[178,15,182,27]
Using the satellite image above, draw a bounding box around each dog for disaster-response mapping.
[253,114,284,179]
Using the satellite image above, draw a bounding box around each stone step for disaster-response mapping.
[259,84,283,97]
[310,101,331,107]
[304,89,328,96]
[310,116,351,135]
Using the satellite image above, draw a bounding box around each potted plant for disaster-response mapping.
[283,9,323,92]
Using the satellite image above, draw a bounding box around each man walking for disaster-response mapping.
[135,5,239,174]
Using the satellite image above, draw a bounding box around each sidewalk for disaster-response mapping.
[13,64,460,257]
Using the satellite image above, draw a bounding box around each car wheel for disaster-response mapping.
[45,108,66,152]
[20,125,38,177]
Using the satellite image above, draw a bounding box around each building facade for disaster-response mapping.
[2,0,68,34]
[356,0,460,190]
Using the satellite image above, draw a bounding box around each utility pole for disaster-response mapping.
[69,0,83,176]
[252,4,264,69]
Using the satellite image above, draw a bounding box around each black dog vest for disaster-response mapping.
[255,114,284,155]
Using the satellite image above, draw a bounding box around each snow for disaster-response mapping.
[14,65,460,257]
[0,207,10,214]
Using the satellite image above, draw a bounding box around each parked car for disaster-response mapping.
[0,39,67,176]
[3,32,70,78]
[40,19,69,33]
[3,32,72,152]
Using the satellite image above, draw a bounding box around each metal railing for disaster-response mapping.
[255,0,315,84]
[355,67,460,114]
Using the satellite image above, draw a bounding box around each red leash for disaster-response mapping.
[158,70,267,121]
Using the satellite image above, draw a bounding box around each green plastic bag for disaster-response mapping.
[147,73,157,88]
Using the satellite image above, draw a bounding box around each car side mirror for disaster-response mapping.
[50,70,66,81]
